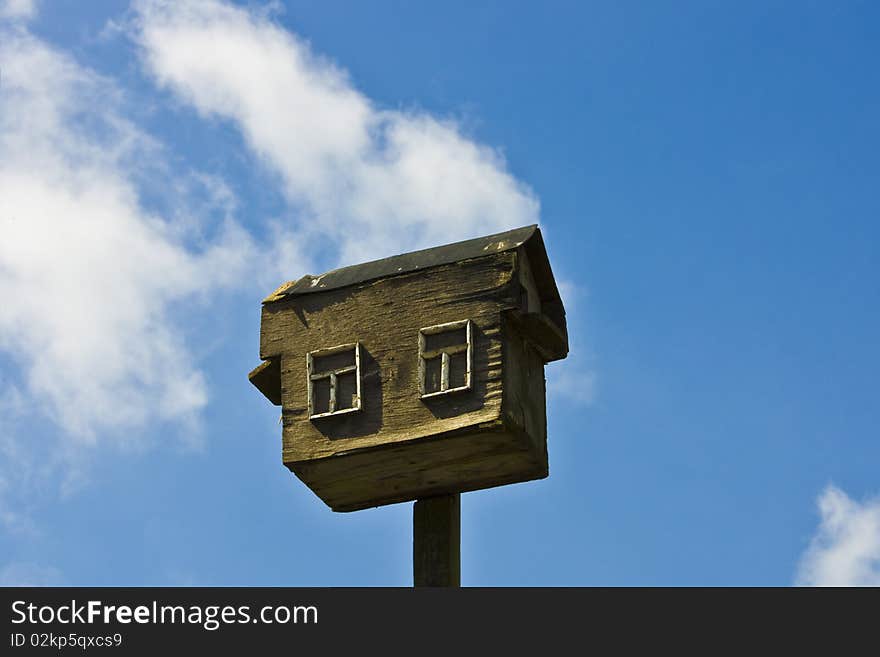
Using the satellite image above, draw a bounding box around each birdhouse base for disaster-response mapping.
[288,420,547,512]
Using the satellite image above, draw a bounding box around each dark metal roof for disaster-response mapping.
[263,225,548,303]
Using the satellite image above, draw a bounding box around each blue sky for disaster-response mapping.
[1,0,878,586]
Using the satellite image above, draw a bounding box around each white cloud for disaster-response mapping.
[0,383,41,535]
[546,280,596,407]
[0,0,37,21]
[0,0,546,536]
[548,366,596,407]
[131,0,539,266]
[0,29,256,441]
[131,0,578,411]
[795,485,880,586]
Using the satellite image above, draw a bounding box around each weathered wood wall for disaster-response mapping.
[261,252,517,459]
[502,315,549,475]
[258,249,553,510]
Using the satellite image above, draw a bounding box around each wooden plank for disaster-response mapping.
[265,253,519,462]
[254,247,560,510]
[502,315,549,460]
[413,494,460,587]
[247,358,281,405]
[262,225,538,301]
[291,424,545,511]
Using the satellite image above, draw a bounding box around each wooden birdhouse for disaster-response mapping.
[249,225,568,512]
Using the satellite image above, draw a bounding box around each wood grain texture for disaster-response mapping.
[502,316,550,473]
[292,423,544,511]
[263,254,517,458]
[255,249,561,511]
[413,494,460,587]
[247,357,281,406]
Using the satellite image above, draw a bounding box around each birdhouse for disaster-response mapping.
[249,225,568,511]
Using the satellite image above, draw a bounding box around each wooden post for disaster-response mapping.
[413,493,460,587]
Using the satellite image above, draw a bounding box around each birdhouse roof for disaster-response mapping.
[263,224,563,305]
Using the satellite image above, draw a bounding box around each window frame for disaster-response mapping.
[418,319,473,399]
[307,342,362,419]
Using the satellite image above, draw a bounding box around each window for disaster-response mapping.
[419,320,473,398]
[307,343,361,419]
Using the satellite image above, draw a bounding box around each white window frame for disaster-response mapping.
[418,319,473,398]
[307,342,362,419]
